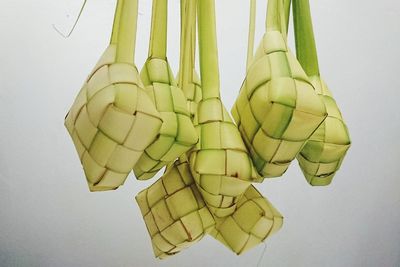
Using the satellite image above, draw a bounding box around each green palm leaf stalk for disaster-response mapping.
[246,0,257,71]
[189,0,262,219]
[292,0,351,185]
[177,0,202,118]
[64,0,162,191]
[231,0,327,178]
[133,0,198,180]
[209,1,283,254]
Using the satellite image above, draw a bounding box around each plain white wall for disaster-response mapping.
[0,0,399,266]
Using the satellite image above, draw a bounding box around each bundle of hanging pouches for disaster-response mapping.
[65,0,351,258]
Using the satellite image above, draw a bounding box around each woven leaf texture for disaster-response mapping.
[231,0,327,178]
[210,185,283,255]
[189,0,262,219]
[136,0,215,259]
[136,155,215,259]
[133,0,198,180]
[208,2,283,254]
[65,0,162,191]
[292,0,351,185]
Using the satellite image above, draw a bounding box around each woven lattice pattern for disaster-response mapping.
[210,185,283,255]
[297,76,351,186]
[178,69,202,119]
[136,155,215,259]
[65,45,162,191]
[231,31,327,178]
[133,58,198,180]
[189,97,262,218]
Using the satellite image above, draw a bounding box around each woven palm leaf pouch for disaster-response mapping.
[133,0,198,181]
[210,185,283,255]
[189,0,263,219]
[135,154,215,259]
[135,0,216,259]
[291,0,351,185]
[65,0,162,191]
[209,0,283,255]
[231,0,327,178]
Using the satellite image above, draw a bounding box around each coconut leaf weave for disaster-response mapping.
[135,0,215,259]
[292,0,351,185]
[208,2,283,254]
[133,0,198,180]
[189,0,262,219]
[63,0,348,259]
[179,69,202,119]
[136,154,215,259]
[65,0,162,191]
[210,185,283,255]
[231,0,327,178]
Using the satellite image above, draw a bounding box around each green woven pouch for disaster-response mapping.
[210,185,283,255]
[189,0,262,219]
[136,154,215,259]
[65,0,162,191]
[209,1,283,254]
[135,0,215,259]
[231,0,327,178]
[133,0,198,180]
[137,1,283,257]
[291,0,351,185]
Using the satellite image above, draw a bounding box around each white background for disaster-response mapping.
[1,0,399,266]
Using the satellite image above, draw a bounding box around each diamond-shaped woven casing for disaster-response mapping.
[297,76,351,186]
[136,155,215,259]
[65,45,162,191]
[133,58,198,180]
[210,185,283,255]
[231,31,327,178]
[189,98,262,218]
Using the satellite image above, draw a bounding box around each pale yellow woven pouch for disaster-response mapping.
[189,0,262,219]
[210,185,283,255]
[133,0,198,180]
[231,0,327,178]
[291,0,351,185]
[297,77,350,185]
[65,0,162,191]
[209,1,283,255]
[135,0,215,259]
[137,0,284,257]
[136,154,215,259]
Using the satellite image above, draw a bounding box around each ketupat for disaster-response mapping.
[231,0,327,178]
[63,0,346,258]
[65,0,162,191]
[209,1,283,255]
[135,154,215,259]
[292,0,351,185]
[210,185,283,255]
[137,0,283,256]
[133,0,198,180]
[189,0,262,219]
[135,0,215,259]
